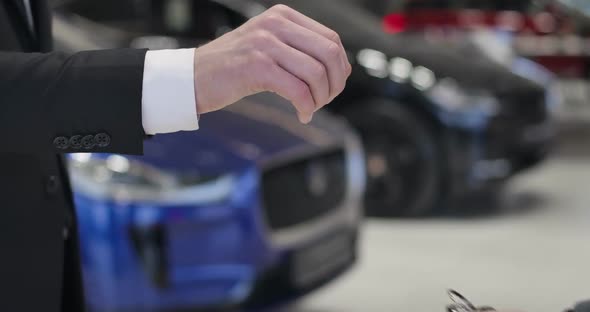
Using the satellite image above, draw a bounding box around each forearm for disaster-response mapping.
[0,49,147,154]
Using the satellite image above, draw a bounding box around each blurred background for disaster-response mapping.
[51,0,590,311]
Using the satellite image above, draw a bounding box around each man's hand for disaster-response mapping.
[193,4,352,124]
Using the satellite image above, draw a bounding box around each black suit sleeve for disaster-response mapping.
[0,48,148,155]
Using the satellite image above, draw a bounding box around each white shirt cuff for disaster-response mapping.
[142,48,199,135]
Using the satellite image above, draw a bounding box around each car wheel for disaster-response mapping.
[344,99,441,217]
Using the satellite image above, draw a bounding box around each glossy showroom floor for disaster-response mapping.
[290,133,590,312]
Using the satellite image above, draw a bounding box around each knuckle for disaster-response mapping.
[250,30,276,47]
[328,30,341,44]
[326,42,342,59]
[250,30,270,42]
[270,4,291,15]
[258,14,284,29]
[251,51,274,70]
[309,61,327,80]
[346,62,353,75]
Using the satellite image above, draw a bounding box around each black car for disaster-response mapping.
[240,0,554,216]
[368,0,590,125]
[55,0,553,217]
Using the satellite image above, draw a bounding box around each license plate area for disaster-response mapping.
[290,232,354,288]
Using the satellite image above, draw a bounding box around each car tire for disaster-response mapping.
[343,98,441,217]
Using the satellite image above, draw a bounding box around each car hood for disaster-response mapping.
[125,93,348,176]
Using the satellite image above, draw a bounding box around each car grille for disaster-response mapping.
[261,149,347,231]
[487,91,547,142]
[495,90,548,124]
[484,90,552,167]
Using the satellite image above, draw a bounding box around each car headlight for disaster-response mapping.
[426,78,500,115]
[67,153,235,205]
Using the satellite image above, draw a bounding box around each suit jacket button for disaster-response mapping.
[46,175,60,195]
[95,133,111,148]
[53,136,69,149]
[69,135,82,149]
[81,135,96,150]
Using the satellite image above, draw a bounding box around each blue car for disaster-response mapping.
[67,93,365,311]
[51,2,366,310]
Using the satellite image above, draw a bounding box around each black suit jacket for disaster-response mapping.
[0,1,148,311]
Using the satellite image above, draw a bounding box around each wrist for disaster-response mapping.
[193,47,215,115]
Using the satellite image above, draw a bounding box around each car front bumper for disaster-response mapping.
[74,135,365,312]
[443,118,554,199]
[75,185,359,312]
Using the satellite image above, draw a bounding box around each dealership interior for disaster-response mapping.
[43,0,590,311]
